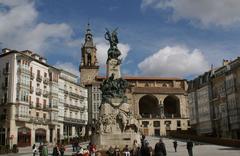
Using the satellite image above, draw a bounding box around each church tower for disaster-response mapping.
[79,23,99,85]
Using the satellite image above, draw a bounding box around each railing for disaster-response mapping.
[18,66,30,75]
[43,90,49,97]
[36,88,42,96]
[17,82,30,88]
[15,114,30,121]
[43,77,49,84]
[36,103,41,109]
[69,92,80,98]
[3,68,10,75]
[30,73,35,80]
[30,86,34,93]
[36,74,42,82]
[64,117,86,124]
[29,101,33,108]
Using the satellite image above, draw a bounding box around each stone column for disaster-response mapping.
[106,58,121,79]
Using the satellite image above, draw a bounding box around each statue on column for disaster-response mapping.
[105,28,121,62]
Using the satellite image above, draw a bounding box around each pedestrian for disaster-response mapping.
[187,139,194,156]
[38,143,43,156]
[154,138,166,156]
[142,141,152,156]
[89,143,96,156]
[53,144,60,156]
[60,144,65,156]
[122,145,130,156]
[173,140,177,152]
[32,144,37,156]
[42,143,48,156]
[131,139,139,156]
[114,146,121,156]
[106,146,114,156]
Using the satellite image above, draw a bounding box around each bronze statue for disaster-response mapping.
[105,28,121,61]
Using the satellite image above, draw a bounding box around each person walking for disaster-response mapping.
[122,145,131,156]
[60,144,65,156]
[187,140,194,156]
[53,144,60,156]
[106,146,115,156]
[154,138,167,156]
[32,144,37,156]
[42,143,48,156]
[131,139,140,156]
[173,140,177,152]
[38,143,43,156]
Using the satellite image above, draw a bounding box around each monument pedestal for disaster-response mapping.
[91,29,141,150]
[91,102,141,150]
[91,132,140,150]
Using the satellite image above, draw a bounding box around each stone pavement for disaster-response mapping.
[146,136,240,156]
[1,137,239,156]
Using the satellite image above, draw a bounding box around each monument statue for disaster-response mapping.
[91,28,140,149]
[105,28,121,62]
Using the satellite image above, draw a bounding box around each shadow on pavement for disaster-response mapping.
[218,147,240,150]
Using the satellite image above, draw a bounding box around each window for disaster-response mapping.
[153,121,160,127]
[37,70,40,76]
[36,112,39,118]
[142,121,149,127]
[177,120,181,127]
[43,113,46,119]
[44,72,47,77]
[43,99,46,108]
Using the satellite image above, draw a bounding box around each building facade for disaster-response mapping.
[188,58,240,139]
[188,71,213,135]
[79,24,190,136]
[0,49,88,147]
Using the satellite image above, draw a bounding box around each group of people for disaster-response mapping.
[105,135,194,156]
[32,143,65,156]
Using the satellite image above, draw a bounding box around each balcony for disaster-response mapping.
[30,86,34,93]
[15,114,29,122]
[43,90,49,98]
[36,74,42,82]
[36,103,41,109]
[43,77,49,84]
[29,117,48,124]
[29,101,33,108]
[17,81,30,89]
[69,92,80,98]
[49,103,58,109]
[30,73,35,80]
[18,66,30,75]
[2,68,10,75]
[1,83,8,90]
[64,117,86,124]
[36,88,42,96]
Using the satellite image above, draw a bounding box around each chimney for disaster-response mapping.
[223,59,230,66]
[2,48,11,54]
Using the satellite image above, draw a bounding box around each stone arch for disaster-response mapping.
[139,94,160,118]
[17,127,31,147]
[163,95,180,118]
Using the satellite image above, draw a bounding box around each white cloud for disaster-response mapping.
[95,38,130,66]
[141,0,240,27]
[138,45,209,77]
[54,61,79,76]
[0,0,74,54]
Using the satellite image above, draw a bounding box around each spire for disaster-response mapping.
[84,22,93,44]
[86,22,91,34]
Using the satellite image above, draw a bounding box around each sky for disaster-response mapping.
[0,0,240,79]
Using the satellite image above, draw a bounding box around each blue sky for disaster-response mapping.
[0,0,240,79]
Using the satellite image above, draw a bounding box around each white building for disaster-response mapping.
[0,49,88,147]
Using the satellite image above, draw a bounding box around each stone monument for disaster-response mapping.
[91,28,140,149]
